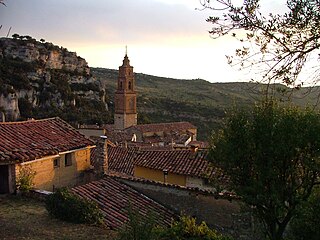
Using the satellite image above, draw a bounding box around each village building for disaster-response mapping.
[93,138,226,191]
[0,117,95,194]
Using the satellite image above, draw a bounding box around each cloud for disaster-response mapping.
[0,0,209,44]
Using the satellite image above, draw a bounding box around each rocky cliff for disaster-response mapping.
[0,36,110,123]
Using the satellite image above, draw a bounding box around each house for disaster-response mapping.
[0,117,95,194]
[132,149,226,190]
[71,176,176,229]
[92,138,226,190]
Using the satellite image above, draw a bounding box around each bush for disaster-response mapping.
[16,165,36,193]
[45,188,103,225]
[158,216,232,240]
[116,213,232,240]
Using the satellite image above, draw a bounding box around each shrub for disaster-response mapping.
[45,188,103,225]
[16,165,36,193]
[117,213,232,240]
[158,216,232,240]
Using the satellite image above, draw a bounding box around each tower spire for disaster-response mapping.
[125,45,128,56]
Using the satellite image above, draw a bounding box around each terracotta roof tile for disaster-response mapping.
[126,122,196,133]
[71,176,176,229]
[106,130,134,144]
[133,149,222,179]
[108,146,136,175]
[0,117,94,163]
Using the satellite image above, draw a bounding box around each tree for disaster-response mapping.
[289,186,320,240]
[201,0,320,89]
[12,33,20,39]
[208,101,320,240]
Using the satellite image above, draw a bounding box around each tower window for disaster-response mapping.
[120,81,123,90]
[128,81,132,90]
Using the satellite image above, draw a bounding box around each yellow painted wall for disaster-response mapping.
[15,148,91,192]
[134,166,186,186]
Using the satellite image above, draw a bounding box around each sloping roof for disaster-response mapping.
[188,141,210,149]
[71,176,176,229]
[133,149,222,179]
[0,117,94,164]
[106,130,134,144]
[126,122,196,133]
[108,146,136,175]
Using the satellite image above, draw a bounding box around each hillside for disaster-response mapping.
[0,36,111,124]
[92,68,320,140]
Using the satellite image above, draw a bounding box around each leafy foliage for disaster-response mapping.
[158,216,232,240]
[45,188,103,225]
[290,187,320,240]
[16,165,36,193]
[203,0,320,88]
[209,101,320,240]
[117,212,231,240]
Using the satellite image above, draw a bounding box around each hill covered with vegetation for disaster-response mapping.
[92,68,320,140]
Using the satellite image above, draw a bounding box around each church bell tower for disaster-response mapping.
[114,50,137,130]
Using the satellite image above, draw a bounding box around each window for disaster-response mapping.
[65,153,72,167]
[53,158,60,168]
[128,81,132,90]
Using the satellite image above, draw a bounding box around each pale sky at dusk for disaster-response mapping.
[0,0,286,82]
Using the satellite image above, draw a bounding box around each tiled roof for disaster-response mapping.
[188,141,210,149]
[126,122,196,133]
[71,176,176,229]
[0,117,94,164]
[108,146,136,175]
[78,124,114,132]
[106,130,134,144]
[133,149,222,179]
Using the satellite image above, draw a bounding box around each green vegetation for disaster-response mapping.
[45,188,104,225]
[92,68,320,140]
[16,165,36,193]
[209,101,320,240]
[158,216,232,240]
[290,187,320,240]
[117,211,231,240]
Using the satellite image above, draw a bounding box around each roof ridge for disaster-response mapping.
[0,116,60,125]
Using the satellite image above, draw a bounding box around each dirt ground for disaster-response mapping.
[0,194,116,240]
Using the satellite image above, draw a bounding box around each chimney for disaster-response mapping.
[93,136,108,177]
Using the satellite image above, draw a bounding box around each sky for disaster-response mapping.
[0,0,286,83]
